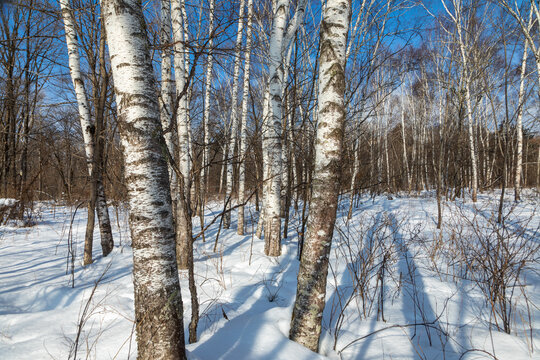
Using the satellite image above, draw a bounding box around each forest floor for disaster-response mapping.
[0,191,539,359]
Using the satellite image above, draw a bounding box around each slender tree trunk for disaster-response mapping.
[94,32,114,257]
[524,141,529,186]
[60,0,98,265]
[260,0,289,256]
[280,44,294,220]
[450,1,478,201]
[61,0,114,261]
[219,139,228,195]
[83,182,97,265]
[238,0,253,236]
[401,92,410,193]
[200,0,215,235]
[348,138,359,220]
[160,0,178,208]
[514,41,528,201]
[100,0,186,357]
[1,58,14,198]
[172,0,192,269]
[499,132,508,224]
[289,93,298,211]
[260,0,308,255]
[18,16,33,218]
[289,0,350,350]
[224,0,246,229]
[18,73,30,217]
[436,82,446,229]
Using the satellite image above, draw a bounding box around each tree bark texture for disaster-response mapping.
[160,0,178,205]
[238,0,253,236]
[100,1,186,358]
[172,0,192,269]
[289,0,350,351]
[261,0,289,256]
[224,0,246,229]
[514,39,528,201]
[61,0,113,263]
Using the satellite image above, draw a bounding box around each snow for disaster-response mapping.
[0,192,539,359]
[0,199,18,208]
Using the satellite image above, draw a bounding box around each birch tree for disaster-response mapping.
[60,0,113,265]
[200,0,215,235]
[237,0,253,235]
[172,0,192,269]
[441,0,479,201]
[259,0,290,256]
[289,0,350,351]
[514,17,531,201]
[400,74,411,193]
[498,1,540,92]
[160,0,178,207]
[223,0,246,229]
[100,0,186,357]
[260,0,308,256]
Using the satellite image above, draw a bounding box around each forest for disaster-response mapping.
[0,0,539,359]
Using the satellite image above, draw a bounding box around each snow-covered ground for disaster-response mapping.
[0,192,538,359]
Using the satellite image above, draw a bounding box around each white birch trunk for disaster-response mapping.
[261,0,289,256]
[100,0,185,357]
[289,102,297,208]
[461,57,478,201]
[347,138,359,220]
[260,0,308,255]
[514,36,529,201]
[401,91,411,192]
[238,0,253,236]
[172,0,192,269]
[443,0,478,201]
[172,0,191,193]
[60,0,113,264]
[219,138,228,195]
[289,0,350,350]
[500,2,540,94]
[181,2,195,210]
[202,0,215,197]
[224,0,246,229]
[280,44,294,218]
[160,0,178,202]
[60,0,94,175]
[256,92,270,239]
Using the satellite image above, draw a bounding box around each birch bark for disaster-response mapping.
[100,0,185,357]
[202,0,215,199]
[401,88,411,192]
[172,0,192,269]
[514,29,530,201]
[260,0,308,255]
[160,0,178,205]
[60,0,94,175]
[442,0,478,201]
[93,33,114,257]
[289,0,350,351]
[499,1,540,94]
[60,0,113,264]
[260,0,289,256]
[224,0,246,229]
[238,0,254,236]
[347,138,359,220]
